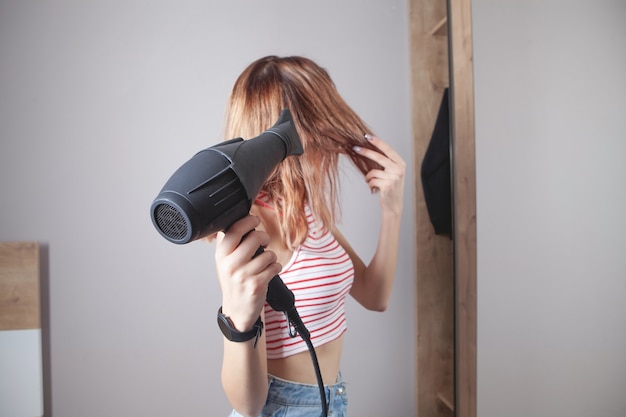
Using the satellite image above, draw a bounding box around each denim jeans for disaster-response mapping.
[228,373,348,417]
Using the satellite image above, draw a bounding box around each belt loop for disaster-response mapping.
[326,384,334,414]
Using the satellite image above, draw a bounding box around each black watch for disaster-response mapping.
[217,307,263,348]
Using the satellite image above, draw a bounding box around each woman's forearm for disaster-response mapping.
[340,209,402,311]
[221,336,268,417]
[359,210,402,311]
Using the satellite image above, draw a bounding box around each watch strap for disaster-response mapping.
[217,307,263,348]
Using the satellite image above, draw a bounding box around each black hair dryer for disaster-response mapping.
[150,109,303,244]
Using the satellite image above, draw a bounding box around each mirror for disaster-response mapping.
[408,0,477,416]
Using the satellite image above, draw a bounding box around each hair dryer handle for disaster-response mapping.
[247,233,310,340]
[244,232,296,312]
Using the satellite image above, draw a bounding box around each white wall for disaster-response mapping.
[472,1,626,416]
[0,1,414,416]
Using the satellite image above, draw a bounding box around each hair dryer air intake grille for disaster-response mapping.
[153,203,189,241]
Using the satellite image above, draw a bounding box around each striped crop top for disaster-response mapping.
[256,195,355,360]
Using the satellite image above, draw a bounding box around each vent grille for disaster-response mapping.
[153,203,189,241]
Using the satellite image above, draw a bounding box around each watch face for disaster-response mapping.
[218,313,233,340]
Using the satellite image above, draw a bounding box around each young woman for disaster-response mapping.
[213,55,405,417]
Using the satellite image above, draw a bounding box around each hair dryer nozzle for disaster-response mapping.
[150,109,303,244]
[266,108,304,157]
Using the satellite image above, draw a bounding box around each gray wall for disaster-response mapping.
[473,1,626,416]
[0,1,414,416]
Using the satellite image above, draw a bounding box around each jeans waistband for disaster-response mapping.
[266,373,347,407]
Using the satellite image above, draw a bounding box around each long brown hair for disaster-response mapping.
[223,55,379,249]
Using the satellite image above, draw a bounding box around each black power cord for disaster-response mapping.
[266,275,329,417]
[248,239,328,417]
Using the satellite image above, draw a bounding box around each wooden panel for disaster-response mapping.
[448,0,477,416]
[408,0,455,416]
[0,242,41,330]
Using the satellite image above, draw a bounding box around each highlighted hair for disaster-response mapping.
[224,56,379,249]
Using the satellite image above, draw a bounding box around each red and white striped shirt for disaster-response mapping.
[257,196,354,359]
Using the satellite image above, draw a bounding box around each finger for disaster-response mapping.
[235,229,271,260]
[223,250,281,310]
[216,215,261,255]
[366,175,400,192]
[204,232,218,243]
[365,168,393,183]
[247,251,282,283]
[364,164,404,184]
[354,144,405,172]
[363,134,404,164]
[364,167,405,193]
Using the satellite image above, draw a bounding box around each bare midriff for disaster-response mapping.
[267,335,344,385]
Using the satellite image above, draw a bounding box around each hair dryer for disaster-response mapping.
[150,109,303,244]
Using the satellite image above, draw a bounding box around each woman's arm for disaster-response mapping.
[214,215,282,416]
[343,134,406,311]
[220,316,268,417]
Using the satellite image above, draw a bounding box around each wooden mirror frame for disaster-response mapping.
[449,0,477,415]
[410,0,476,416]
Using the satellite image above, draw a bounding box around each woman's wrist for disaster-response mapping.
[380,206,403,225]
[220,303,262,332]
